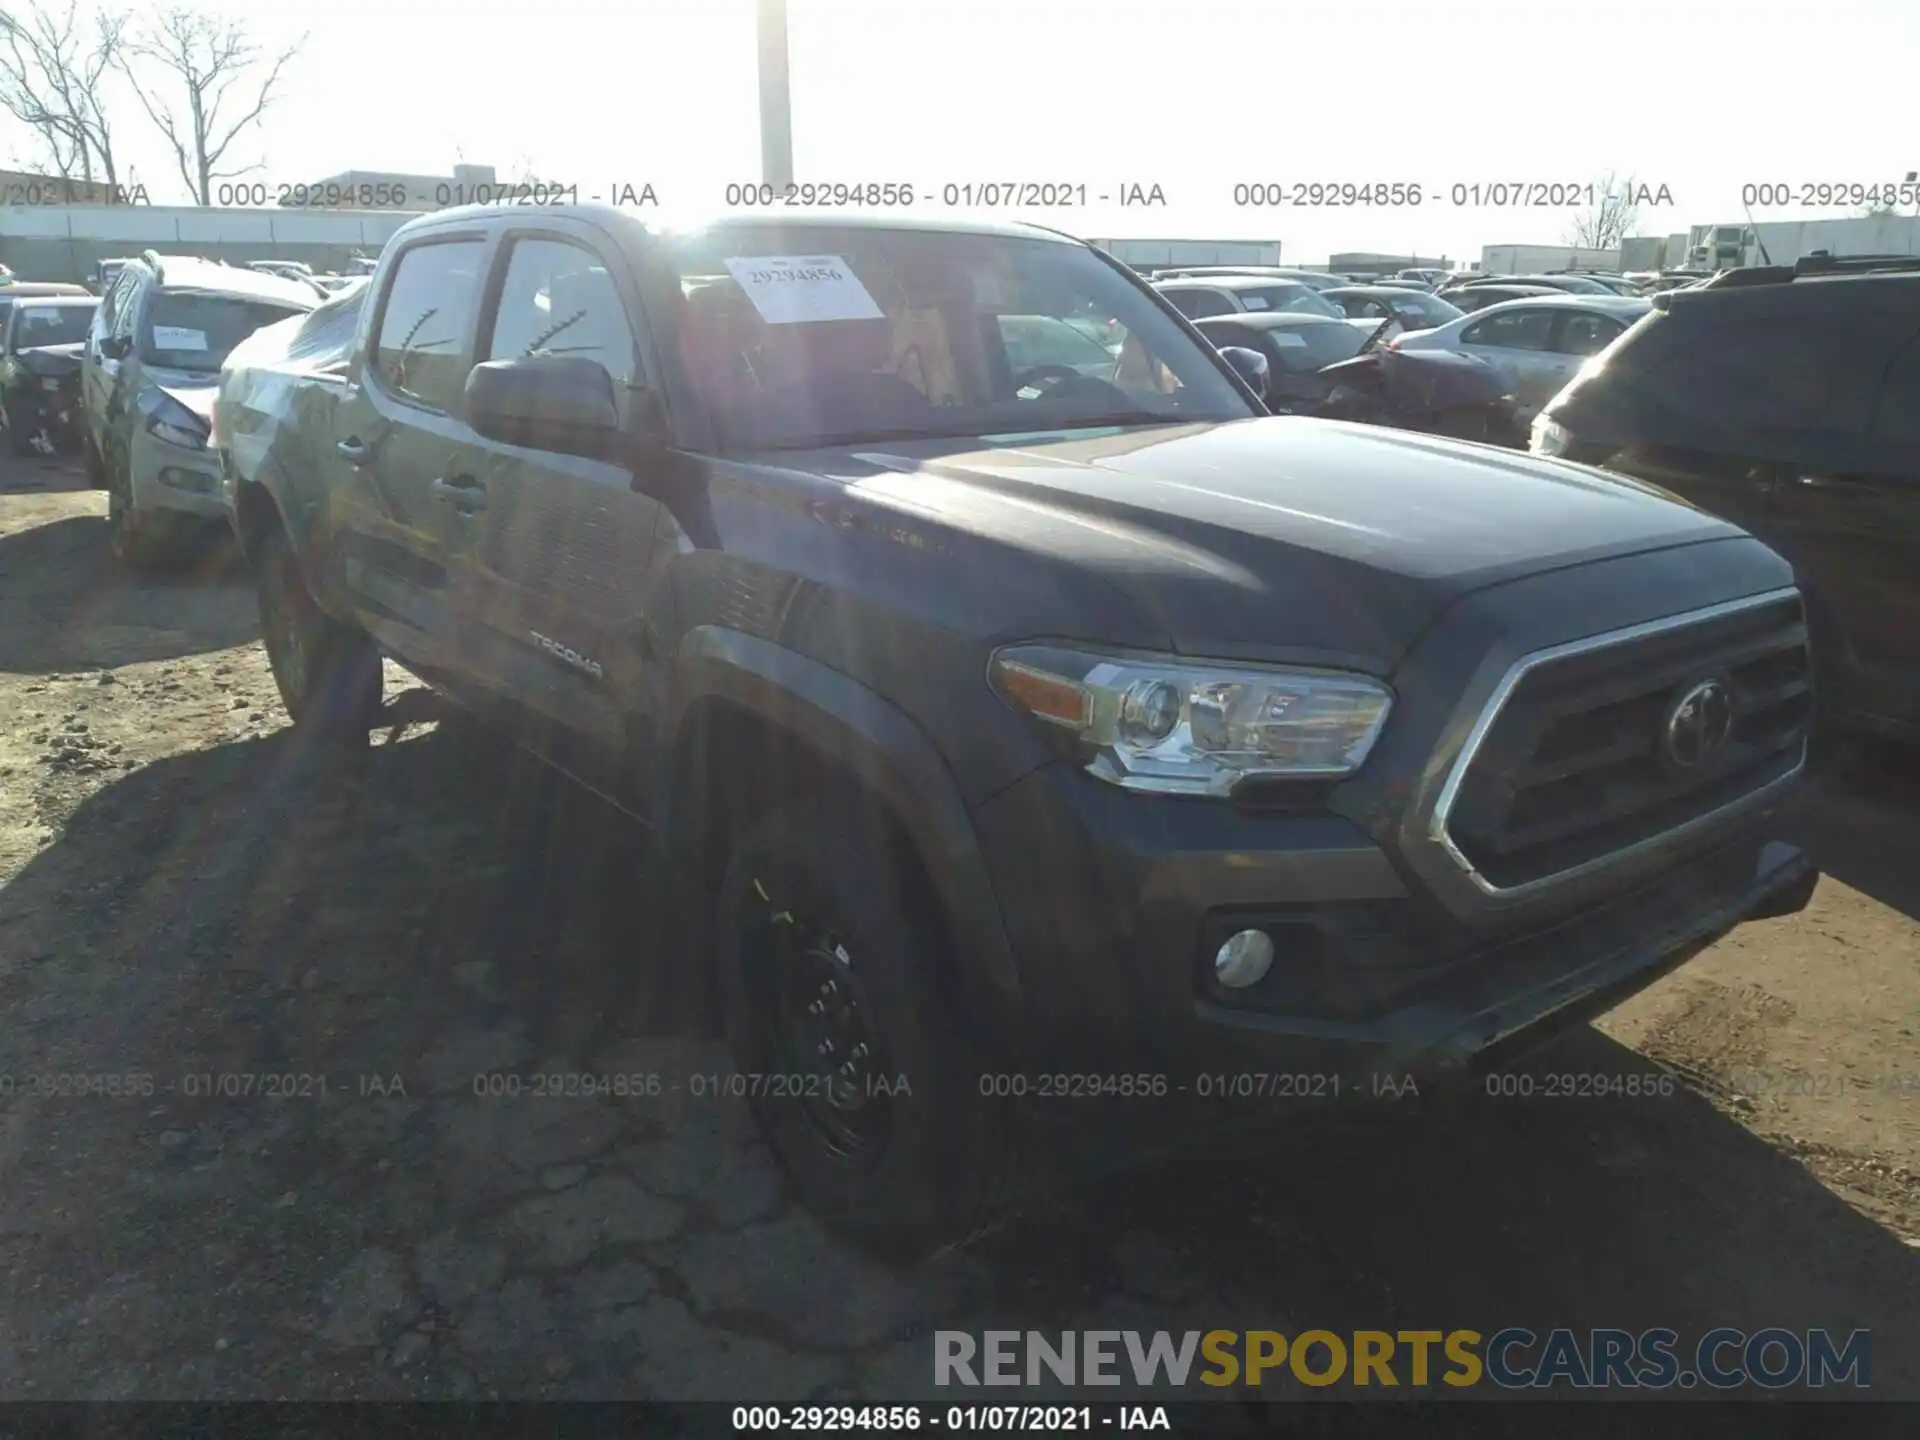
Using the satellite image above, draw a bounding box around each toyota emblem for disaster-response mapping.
[1662,679,1736,770]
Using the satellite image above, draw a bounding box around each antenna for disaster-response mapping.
[1741,198,1772,266]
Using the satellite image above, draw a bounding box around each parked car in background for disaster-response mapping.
[1151,266,1349,293]
[1368,277,1437,292]
[87,259,137,294]
[217,202,1816,1258]
[1196,312,1524,445]
[0,295,97,456]
[999,312,1127,381]
[1533,255,1920,745]
[0,280,92,331]
[1641,270,1713,294]
[1153,274,1345,320]
[1446,273,1618,298]
[1396,267,1448,286]
[1322,285,1465,331]
[1551,272,1643,296]
[81,251,318,567]
[1445,283,1566,313]
[1391,294,1650,418]
[1189,311,1372,405]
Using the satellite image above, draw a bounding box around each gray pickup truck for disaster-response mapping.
[215,204,1818,1258]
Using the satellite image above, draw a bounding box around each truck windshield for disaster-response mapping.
[665,224,1257,451]
[140,291,309,373]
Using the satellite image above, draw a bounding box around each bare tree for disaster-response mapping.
[1563,171,1643,251]
[0,1,131,188]
[115,8,301,204]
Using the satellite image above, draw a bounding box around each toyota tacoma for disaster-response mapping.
[214,206,1819,1257]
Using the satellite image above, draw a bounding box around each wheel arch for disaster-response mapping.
[659,627,1027,1049]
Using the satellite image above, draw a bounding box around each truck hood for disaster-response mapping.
[779,416,1746,666]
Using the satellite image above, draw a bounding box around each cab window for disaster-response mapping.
[484,237,639,388]
[372,238,486,411]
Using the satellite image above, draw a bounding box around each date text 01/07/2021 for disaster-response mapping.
[205,180,660,209]
[719,182,1168,208]
[730,1404,1173,1431]
[1228,180,1677,208]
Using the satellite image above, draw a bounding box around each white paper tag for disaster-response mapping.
[1268,332,1308,348]
[722,255,883,325]
[152,326,209,351]
[1241,296,1270,310]
[19,307,60,323]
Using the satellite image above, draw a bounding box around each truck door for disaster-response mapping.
[333,232,493,686]
[451,225,678,812]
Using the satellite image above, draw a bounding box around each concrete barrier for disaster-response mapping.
[0,205,415,283]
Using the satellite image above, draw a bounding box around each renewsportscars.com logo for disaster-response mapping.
[933,1328,1872,1391]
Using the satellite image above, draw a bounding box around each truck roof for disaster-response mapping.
[391,202,1087,248]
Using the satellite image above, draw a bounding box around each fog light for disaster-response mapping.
[1213,929,1274,989]
[158,466,216,494]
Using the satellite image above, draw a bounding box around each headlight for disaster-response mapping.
[145,399,208,450]
[1530,414,1569,456]
[990,644,1393,796]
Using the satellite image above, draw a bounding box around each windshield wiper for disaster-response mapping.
[754,424,1000,452]
[754,414,1190,452]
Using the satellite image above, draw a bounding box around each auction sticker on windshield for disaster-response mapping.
[19,307,60,322]
[1268,333,1308,348]
[152,326,209,350]
[723,255,883,325]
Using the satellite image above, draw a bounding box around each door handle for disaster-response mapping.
[336,436,368,465]
[431,475,487,511]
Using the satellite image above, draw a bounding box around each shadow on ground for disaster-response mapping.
[1785,741,1920,923]
[0,512,256,673]
[0,455,92,496]
[0,707,1914,1400]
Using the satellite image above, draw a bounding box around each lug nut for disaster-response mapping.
[817,1040,837,1057]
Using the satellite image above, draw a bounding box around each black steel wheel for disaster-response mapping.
[715,802,1017,1260]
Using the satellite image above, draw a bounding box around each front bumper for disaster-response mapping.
[128,425,226,520]
[972,761,1811,1097]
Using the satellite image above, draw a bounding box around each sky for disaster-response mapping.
[12,0,1920,265]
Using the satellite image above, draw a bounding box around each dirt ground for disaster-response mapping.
[0,452,1916,1405]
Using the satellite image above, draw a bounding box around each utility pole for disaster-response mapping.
[758,0,794,191]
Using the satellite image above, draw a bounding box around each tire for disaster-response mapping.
[254,523,383,751]
[105,480,178,570]
[83,435,107,488]
[5,403,33,458]
[714,801,1016,1261]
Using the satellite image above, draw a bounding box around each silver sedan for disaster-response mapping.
[1388,294,1651,418]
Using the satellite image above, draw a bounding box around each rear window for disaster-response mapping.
[1258,321,1367,372]
[11,304,95,347]
[1240,285,1342,318]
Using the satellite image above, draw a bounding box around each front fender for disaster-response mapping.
[663,626,1026,1046]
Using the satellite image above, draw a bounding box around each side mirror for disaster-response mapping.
[465,355,620,458]
[1219,345,1271,400]
[99,334,130,360]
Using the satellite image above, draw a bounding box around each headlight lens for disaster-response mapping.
[990,645,1393,796]
[1530,414,1569,456]
[146,408,208,450]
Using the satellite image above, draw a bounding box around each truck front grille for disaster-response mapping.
[1439,590,1810,892]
